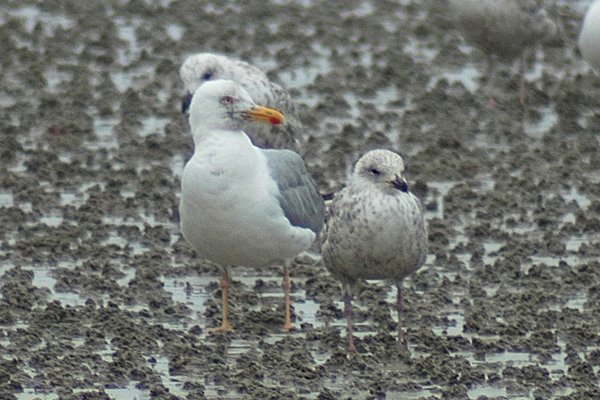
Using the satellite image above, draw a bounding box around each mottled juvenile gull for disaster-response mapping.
[180,52,302,151]
[179,79,325,332]
[321,150,427,352]
[449,0,558,107]
[579,0,600,72]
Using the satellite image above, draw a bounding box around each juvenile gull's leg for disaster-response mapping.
[396,283,404,346]
[344,285,357,353]
[485,56,498,109]
[519,51,529,106]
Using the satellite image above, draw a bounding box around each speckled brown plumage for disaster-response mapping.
[322,149,427,352]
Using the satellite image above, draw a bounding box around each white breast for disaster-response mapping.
[179,132,315,267]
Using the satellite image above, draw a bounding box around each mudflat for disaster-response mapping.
[1,1,599,399]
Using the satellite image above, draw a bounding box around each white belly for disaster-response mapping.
[179,137,315,267]
[323,189,427,282]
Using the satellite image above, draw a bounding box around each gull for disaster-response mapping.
[579,0,600,72]
[179,79,325,332]
[449,0,559,107]
[321,150,427,352]
[180,52,302,151]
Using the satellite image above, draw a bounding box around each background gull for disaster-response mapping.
[321,150,427,352]
[179,79,325,332]
[180,52,302,151]
[579,0,600,72]
[449,0,559,108]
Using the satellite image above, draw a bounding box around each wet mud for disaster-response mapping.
[1,0,600,399]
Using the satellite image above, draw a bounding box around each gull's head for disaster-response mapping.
[180,53,230,113]
[353,149,409,194]
[180,53,230,92]
[188,79,284,138]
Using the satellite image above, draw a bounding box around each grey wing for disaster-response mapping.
[263,149,325,234]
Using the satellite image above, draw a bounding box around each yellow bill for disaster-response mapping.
[242,106,285,125]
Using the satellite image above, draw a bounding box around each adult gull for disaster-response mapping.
[179,79,325,332]
[180,53,302,151]
[449,0,559,107]
[321,150,427,352]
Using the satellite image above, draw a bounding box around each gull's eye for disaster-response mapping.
[370,168,380,176]
[202,72,213,80]
[221,96,234,105]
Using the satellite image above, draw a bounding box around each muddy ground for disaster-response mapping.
[1,0,600,399]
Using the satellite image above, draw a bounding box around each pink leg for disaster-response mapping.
[485,56,498,109]
[344,288,357,353]
[396,283,404,347]
[519,51,528,107]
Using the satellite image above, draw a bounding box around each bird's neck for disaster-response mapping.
[192,127,251,149]
[190,128,259,173]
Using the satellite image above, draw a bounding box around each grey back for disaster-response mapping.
[263,149,325,234]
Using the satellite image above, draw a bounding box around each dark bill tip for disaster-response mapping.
[181,92,193,114]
